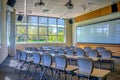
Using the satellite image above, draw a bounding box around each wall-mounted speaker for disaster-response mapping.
[68,19,73,24]
[17,15,23,21]
[7,0,16,7]
[111,4,118,12]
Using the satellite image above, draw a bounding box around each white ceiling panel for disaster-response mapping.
[14,0,120,18]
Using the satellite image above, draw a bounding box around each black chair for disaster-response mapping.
[87,50,98,58]
[52,55,67,80]
[40,53,53,80]
[15,50,22,71]
[31,53,41,80]
[76,49,85,57]
[58,49,65,55]
[66,49,74,55]
[20,51,33,77]
[39,47,44,52]
[53,55,77,80]
[96,47,106,52]
[66,49,74,65]
[84,47,92,52]
[33,47,39,52]
[77,57,94,80]
[100,50,114,71]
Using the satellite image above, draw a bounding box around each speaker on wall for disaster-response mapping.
[17,15,23,21]
[111,4,118,12]
[68,19,73,24]
[7,0,16,7]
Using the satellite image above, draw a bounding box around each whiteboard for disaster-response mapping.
[76,19,120,44]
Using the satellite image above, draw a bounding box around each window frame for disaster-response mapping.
[16,15,65,43]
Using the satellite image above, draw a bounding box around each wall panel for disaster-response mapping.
[99,6,112,16]
[117,2,120,11]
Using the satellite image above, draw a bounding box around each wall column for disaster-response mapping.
[0,0,8,64]
[9,10,16,56]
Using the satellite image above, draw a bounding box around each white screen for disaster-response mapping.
[76,19,120,44]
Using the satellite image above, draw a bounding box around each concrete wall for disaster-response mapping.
[0,0,8,64]
[16,19,73,50]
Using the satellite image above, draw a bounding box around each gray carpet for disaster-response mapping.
[0,57,120,80]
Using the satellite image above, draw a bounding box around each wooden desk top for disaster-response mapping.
[66,55,99,61]
[51,63,78,71]
[75,68,110,78]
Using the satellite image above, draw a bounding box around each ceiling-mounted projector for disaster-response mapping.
[35,0,45,7]
[65,0,73,9]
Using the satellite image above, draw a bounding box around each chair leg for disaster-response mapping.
[110,60,114,71]
[40,68,46,80]
[58,71,60,80]
[99,61,102,69]
[30,66,37,80]
[69,73,73,80]
[52,70,57,80]
[15,62,20,72]
[24,63,31,78]
[19,62,25,75]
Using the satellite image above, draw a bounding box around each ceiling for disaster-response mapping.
[14,0,120,19]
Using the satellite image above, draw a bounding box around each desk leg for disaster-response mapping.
[69,74,72,80]
[98,76,107,80]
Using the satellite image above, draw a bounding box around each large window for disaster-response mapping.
[16,15,65,43]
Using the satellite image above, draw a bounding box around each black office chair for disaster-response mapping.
[100,50,114,71]
[84,47,92,52]
[40,53,53,80]
[87,49,98,58]
[52,55,67,80]
[20,51,33,77]
[96,47,106,52]
[33,47,39,52]
[77,57,94,80]
[58,49,65,55]
[76,49,85,57]
[15,50,22,71]
[31,53,41,80]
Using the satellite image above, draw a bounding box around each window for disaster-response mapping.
[16,15,65,43]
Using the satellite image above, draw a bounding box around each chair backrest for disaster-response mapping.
[33,53,41,64]
[70,46,75,50]
[96,47,105,52]
[25,47,29,51]
[65,46,69,49]
[84,47,92,52]
[16,50,22,60]
[42,53,52,67]
[49,49,56,54]
[28,47,34,51]
[58,49,64,54]
[21,51,27,61]
[100,50,112,59]
[87,50,98,58]
[55,55,67,70]
[77,57,93,76]
[66,49,74,55]
[33,47,39,52]
[75,48,83,51]
[39,47,44,52]
[76,49,85,57]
